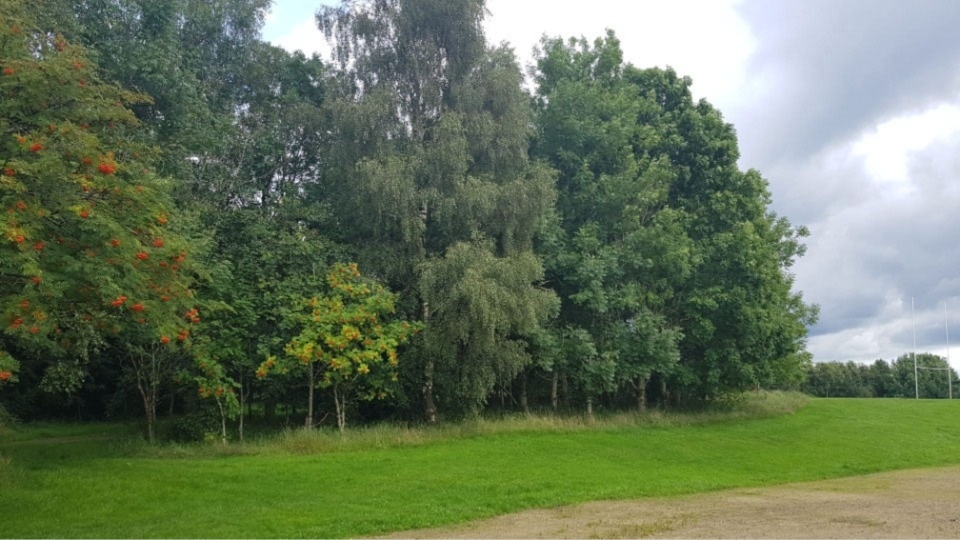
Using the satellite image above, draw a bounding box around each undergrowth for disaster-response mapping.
[132,390,808,459]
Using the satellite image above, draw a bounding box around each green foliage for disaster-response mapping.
[805,355,958,399]
[0,350,18,386]
[3,0,821,432]
[533,31,817,407]
[533,33,690,411]
[0,2,200,402]
[318,0,557,420]
[261,263,420,431]
[420,241,558,413]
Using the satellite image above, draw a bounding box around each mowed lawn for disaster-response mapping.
[3,398,960,538]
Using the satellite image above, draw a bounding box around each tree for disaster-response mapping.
[0,2,202,440]
[892,353,957,399]
[260,263,420,432]
[419,242,557,413]
[866,358,898,397]
[532,33,689,412]
[35,0,272,187]
[317,0,556,420]
[532,31,816,405]
[190,347,239,444]
[0,350,17,387]
[622,59,817,400]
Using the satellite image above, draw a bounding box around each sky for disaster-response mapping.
[262,0,960,370]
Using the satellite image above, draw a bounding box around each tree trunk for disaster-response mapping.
[660,378,667,407]
[423,361,438,423]
[519,372,529,413]
[238,380,246,442]
[636,376,648,413]
[305,363,315,429]
[422,298,438,423]
[550,371,559,412]
[586,395,593,418]
[137,376,157,444]
[216,397,228,444]
[133,347,160,444]
[333,387,346,433]
[140,392,157,444]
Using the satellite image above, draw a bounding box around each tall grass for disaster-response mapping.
[126,390,808,458]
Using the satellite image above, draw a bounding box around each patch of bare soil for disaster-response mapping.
[383,466,960,538]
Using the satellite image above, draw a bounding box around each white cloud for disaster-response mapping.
[485,0,755,111]
[852,103,960,188]
[271,18,329,58]
[266,1,756,108]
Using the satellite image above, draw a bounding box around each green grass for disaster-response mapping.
[3,396,960,538]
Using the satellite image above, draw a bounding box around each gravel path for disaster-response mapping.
[384,466,960,538]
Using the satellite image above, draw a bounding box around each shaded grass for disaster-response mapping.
[142,390,810,458]
[3,395,960,538]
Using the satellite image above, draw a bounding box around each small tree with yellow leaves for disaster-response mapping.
[259,263,420,432]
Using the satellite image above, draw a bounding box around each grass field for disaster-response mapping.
[3,395,960,538]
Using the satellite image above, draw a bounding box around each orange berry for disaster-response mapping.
[29,143,42,153]
[160,336,171,344]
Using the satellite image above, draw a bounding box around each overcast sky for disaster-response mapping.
[263,0,960,370]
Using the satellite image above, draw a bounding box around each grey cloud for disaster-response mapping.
[734,0,960,168]
[794,132,960,365]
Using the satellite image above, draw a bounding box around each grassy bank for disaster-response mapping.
[3,396,960,538]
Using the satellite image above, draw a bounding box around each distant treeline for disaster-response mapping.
[803,354,958,398]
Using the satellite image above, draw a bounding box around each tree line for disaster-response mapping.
[0,0,817,440]
[804,354,958,399]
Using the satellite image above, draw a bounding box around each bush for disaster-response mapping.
[163,410,220,443]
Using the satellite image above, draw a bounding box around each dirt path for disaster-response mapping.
[384,466,960,538]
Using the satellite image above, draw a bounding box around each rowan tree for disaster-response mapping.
[0,1,202,435]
